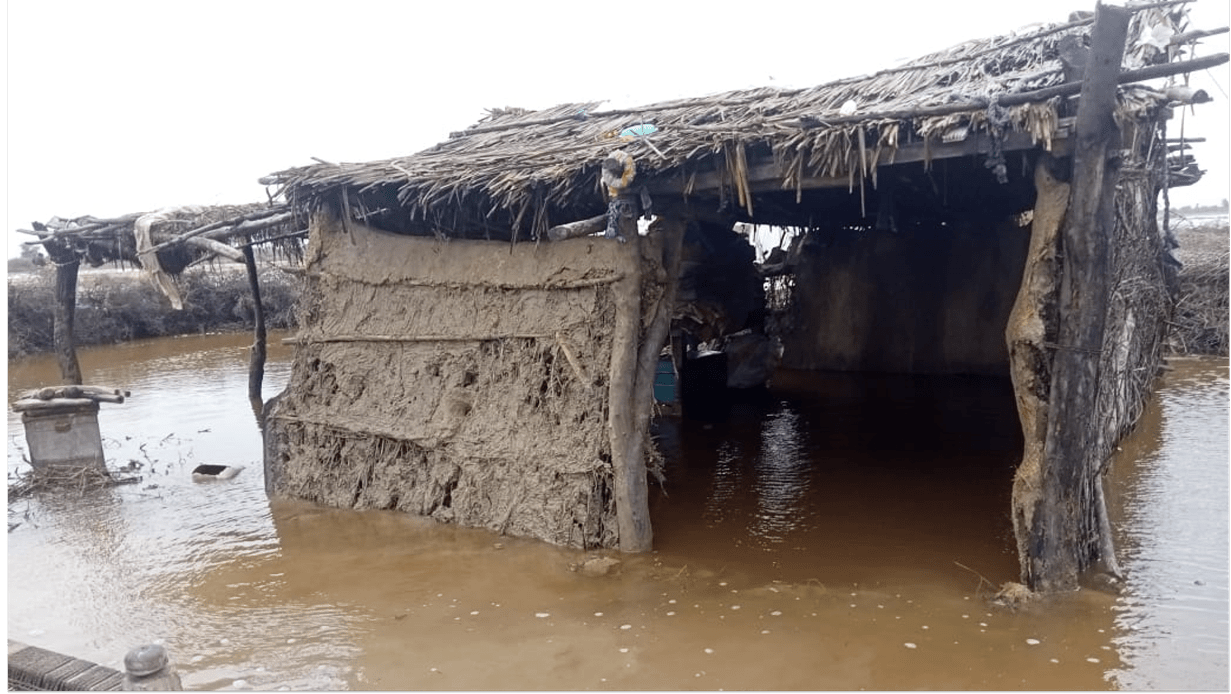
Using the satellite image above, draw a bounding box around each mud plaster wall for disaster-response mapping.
[781,224,1031,376]
[265,214,638,549]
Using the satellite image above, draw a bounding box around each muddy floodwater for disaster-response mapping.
[7,333,1227,690]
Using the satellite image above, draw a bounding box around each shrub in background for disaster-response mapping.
[8,265,301,359]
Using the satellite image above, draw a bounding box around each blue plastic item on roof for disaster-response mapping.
[620,123,658,138]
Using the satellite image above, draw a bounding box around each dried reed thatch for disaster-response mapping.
[1167,221,1230,355]
[262,3,1217,240]
[19,202,305,272]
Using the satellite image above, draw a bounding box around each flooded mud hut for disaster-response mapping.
[253,3,1225,592]
[21,2,1221,593]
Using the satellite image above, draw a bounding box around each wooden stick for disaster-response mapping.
[547,215,606,241]
[244,245,268,414]
[12,398,98,412]
[184,236,245,262]
[29,385,127,402]
[554,332,592,390]
[283,333,555,345]
[148,209,294,253]
[306,274,624,290]
[1170,27,1230,46]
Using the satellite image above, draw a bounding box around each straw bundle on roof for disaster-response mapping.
[262,3,1216,240]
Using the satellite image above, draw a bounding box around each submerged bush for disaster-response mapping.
[7,264,301,359]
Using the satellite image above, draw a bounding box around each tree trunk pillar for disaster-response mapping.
[607,197,651,551]
[44,240,84,385]
[1027,2,1130,591]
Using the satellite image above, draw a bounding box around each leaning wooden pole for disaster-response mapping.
[243,246,268,421]
[1027,2,1130,592]
[43,240,84,385]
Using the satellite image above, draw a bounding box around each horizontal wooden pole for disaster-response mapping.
[12,397,99,412]
[646,123,1072,197]
[547,214,607,241]
[791,53,1228,129]
[149,210,294,254]
[283,333,555,345]
[25,385,129,402]
[185,236,245,262]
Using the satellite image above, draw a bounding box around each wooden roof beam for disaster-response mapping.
[645,122,1074,198]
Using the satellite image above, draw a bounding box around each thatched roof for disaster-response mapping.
[20,202,303,272]
[263,3,1221,239]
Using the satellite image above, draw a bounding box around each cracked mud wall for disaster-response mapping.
[264,212,639,549]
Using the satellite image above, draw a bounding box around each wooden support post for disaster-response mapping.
[606,207,688,553]
[43,240,83,385]
[607,196,651,552]
[243,246,268,422]
[630,217,688,432]
[1027,2,1130,592]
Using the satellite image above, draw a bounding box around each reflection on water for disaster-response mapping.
[652,371,1024,587]
[1106,358,1230,690]
[6,337,1227,690]
[751,406,810,544]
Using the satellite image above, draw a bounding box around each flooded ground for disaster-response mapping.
[7,334,1227,689]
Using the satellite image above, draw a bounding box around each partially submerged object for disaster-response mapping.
[191,464,246,482]
[12,385,130,478]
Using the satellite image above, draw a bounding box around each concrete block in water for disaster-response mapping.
[19,400,106,473]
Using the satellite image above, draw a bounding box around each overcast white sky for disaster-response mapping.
[5,0,1229,260]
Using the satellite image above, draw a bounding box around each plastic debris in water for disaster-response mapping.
[1026,638,1040,645]
[904,643,917,649]
[535,612,550,618]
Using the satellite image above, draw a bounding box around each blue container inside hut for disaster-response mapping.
[653,355,677,403]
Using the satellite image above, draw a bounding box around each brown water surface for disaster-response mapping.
[6,335,1226,689]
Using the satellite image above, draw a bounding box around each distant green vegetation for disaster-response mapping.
[7,266,300,359]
